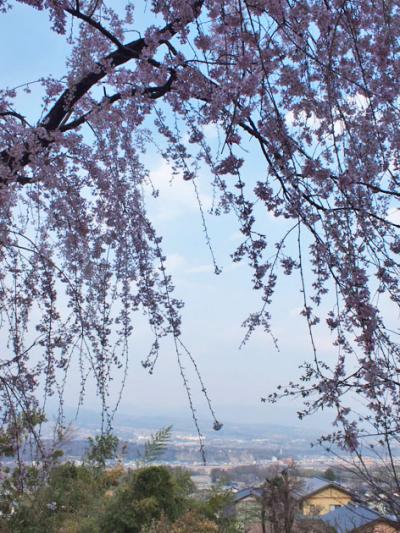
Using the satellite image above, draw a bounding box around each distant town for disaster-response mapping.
[22,410,398,486]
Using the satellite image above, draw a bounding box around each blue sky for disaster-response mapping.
[0,2,347,433]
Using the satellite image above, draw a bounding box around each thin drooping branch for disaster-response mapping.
[2,0,400,498]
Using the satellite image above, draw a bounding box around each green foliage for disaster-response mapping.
[0,459,242,533]
[139,425,172,465]
[141,484,242,533]
[190,487,241,532]
[98,466,185,533]
[133,467,177,513]
[168,466,195,499]
[86,433,120,468]
[144,510,219,532]
[2,462,110,533]
[0,418,242,533]
[0,429,16,457]
[0,410,46,459]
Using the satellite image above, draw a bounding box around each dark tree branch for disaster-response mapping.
[60,71,177,132]
[0,111,30,126]
[65,6,130,51]
[0,2,204,184]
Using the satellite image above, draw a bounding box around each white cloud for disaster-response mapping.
[285,110,322,131]
[285,93,369,137]
[387,207,400,226]
[348,92,369,112]
[202,122,219,140]
[165,253,186,273]
[289,306,303,317]
[229,231,243,242]
[162,254,218,276]
[146,160,212,221]
[186,264,214,274]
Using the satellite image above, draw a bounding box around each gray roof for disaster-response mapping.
[232,487,263,503]
[223,487,263,518]
[299,477,331,496]
[320,504,392,532]
[296,477,352,499]
[232,477,350,504]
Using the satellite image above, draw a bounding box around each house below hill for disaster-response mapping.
[226,477,354,520]
[224,476,400,531]
[298,477,354,516]
[319,503,398,532]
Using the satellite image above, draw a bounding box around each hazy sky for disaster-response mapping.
[0,2,348,434]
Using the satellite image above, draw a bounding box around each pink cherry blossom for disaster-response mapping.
[1,0,400,481]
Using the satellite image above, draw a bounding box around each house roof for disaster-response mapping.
[296,477,353,500]
[223,487,264,519]
[231,477,352,504]
[231,487,263,503]
[320,503,396,532]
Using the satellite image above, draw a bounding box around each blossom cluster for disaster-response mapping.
[1,0,400,463]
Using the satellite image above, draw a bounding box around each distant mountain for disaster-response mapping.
[45,405,318,442]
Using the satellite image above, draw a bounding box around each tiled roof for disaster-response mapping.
[296,477,353,499]
[320,503,393,532]
[298,477,332,496]
[232,487,263,503]
[232,477,350,503]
